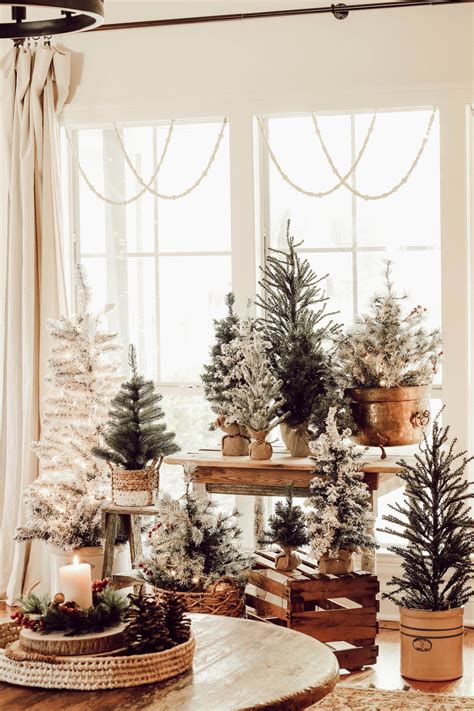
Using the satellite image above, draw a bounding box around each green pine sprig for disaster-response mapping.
[259,484,308,549]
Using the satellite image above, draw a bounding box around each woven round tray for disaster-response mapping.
[0,622,195,690]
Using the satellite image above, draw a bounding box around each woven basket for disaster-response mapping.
[112,466,158,507]
[156,576,245,618]
[0,622,195,690]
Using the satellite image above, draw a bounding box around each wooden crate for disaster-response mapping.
[246,551,379,671]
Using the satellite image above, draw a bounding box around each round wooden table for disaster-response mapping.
[0,614,339,710]
[151,613,339,710]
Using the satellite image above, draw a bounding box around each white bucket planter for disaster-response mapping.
[48,544,130,596]
[400,606,464,681]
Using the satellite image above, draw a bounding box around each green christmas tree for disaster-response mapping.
[256,221,341,431]
[201,292,240,420]
[380,413,474,610]
[259,484,308,549]
[93,345,179,470]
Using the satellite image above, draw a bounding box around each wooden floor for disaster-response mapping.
[0,625,472,709]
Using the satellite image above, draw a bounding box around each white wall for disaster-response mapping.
[60,4,473,123]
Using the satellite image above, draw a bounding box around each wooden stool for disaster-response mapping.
[101,503,159,588]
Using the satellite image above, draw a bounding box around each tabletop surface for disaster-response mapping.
[165,449,406,474]
[0,614,339,711]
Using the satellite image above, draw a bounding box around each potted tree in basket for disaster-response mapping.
[201,293,250,456]
[336,260,442,458]
[15,267,128,592]
[306,408,377,574]
[139,465,254,617]
[259,484,309,571]
[380,413,474,682]
[223,321,286,460]
[256,221,342,456]
[93,345,179,507]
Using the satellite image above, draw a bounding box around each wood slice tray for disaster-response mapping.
[0,623,195,690]
[19,624,125,657]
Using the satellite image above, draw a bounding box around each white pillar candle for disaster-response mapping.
[59,555,93,609]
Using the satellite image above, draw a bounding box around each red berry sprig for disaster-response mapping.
[11,611,40,631]
[92,578,110,594]
[147,523,161,539]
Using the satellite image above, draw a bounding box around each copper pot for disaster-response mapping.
[346,385,431,457]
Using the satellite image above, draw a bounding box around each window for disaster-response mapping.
[262,108,442,544]
[62,119,232,497]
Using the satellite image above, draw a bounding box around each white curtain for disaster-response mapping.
[0,44,69,601]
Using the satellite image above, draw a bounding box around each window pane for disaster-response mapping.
[268,115,352,249]
[77,130,106,254]
[123,126,155,253]
[355,110,440,248]
[80,257,107,313]
[159,255,232,382]
[125,257,157,378]
[158,122,231,253]
[305,252,353,324]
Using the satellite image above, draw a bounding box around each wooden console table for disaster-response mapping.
[164,450,405,573]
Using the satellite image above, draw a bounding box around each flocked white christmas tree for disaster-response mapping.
[15,266,122,550]
[306,408,376,560]
[336,261,442,388]
[223,321,285,433]
[140,465,253,591]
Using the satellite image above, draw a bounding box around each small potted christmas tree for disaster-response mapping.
[256,222,342,456]
[306,408,376,574]
[93,345,179,507]
[201,293,250,456]
[139,466,253,616]
[224,321,285,460]
[259,484,308,571]
[380,413,474,682]
[336,261,442,458]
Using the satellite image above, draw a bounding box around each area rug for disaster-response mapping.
[311,686,474,710]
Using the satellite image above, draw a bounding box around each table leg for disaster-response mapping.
[102,512,118,578]
[254,496,265,550]
[129,514,143,568]
[361,477,379,574]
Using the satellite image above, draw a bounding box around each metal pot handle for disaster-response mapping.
[410,410,430,428]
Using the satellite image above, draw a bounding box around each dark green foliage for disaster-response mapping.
[39,588,128,636]
[93,345,179,470]
[201,293,240,418]
[256,220,341,429]
[163,591,192,645]
[380,412,474,611]
[259,484,309,549]
[124,589,191,654]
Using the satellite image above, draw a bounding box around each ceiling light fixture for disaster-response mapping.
[0,1,104,39]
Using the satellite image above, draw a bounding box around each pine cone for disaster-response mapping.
[164,591,191,646]
[124,590,174,655]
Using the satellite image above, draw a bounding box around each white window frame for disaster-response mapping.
[60,97,473,617]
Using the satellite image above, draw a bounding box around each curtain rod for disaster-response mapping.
[93,0,474,31]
